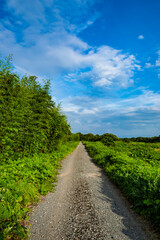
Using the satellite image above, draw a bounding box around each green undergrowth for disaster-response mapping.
[0,141,78,240]
[83,141,160,228]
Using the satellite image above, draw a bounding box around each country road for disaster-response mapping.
[29,142,154,240]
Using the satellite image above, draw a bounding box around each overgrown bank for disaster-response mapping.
[0,141,78,239]
[83,141,160,229]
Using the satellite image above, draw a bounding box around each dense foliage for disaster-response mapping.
[0,56,78,239]
[84,141,160,228]
[0,55,71,161]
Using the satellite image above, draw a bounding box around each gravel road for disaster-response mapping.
[29,142,155,240]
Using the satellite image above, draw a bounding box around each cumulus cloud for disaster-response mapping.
[138,35,144,39]
[145,62,154,68]
[90,46,139,87]
[63,46,140,88]
[0,24,89,76]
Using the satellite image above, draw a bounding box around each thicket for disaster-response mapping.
[84,141,160,228]
[0,56,78,239]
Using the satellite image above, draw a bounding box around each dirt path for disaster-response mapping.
[29,142,154,240]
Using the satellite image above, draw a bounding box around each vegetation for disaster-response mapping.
[0,55,78,239]
[122,136,160,143]
[83,141,160,228]
[71,132,119,145]
[73,132,160,144]
[0,141,78,240]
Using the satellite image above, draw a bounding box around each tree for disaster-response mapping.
[0,55,71,161]
[100,133,119,146]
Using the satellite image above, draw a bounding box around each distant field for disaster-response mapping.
[83,141,160,228]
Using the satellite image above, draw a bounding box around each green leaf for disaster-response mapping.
[16,196,23,202]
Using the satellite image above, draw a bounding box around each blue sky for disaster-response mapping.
[0,0,160,137]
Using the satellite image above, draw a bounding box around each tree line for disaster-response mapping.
[71,132,160,145]
[0,55,71,162]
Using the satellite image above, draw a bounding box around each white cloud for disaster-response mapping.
[81,108,98,114]
[61,90,160,136]
[5,0,47,25]
[145,62,154,68]
[0,21,140,88]
[112,90,160,114]
[156,61,160,67]
[62,104,80,114]
[91,47,140,87]
[156,50,160,66]
[144,51,160,78]
[155,50,160,78]
[95,78,112,87]
[63,46,140,88]
[0,24,88,76]
[0,0,141,90]
[62,90,160,117]
[138,35,144,39]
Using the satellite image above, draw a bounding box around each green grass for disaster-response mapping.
[0,141,78,240]
[83,141,160,228]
